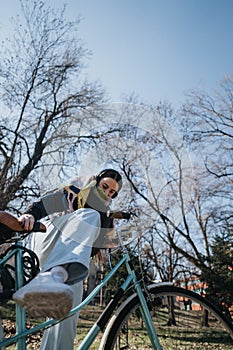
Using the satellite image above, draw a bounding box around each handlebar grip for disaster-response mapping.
[32,221,47,233]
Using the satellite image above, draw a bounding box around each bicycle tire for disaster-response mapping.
[100,284,233,350]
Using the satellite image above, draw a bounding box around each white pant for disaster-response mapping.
[29,208,101,350]
[40,208,100,272]
[39,282,83,350]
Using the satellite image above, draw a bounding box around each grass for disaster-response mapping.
[0,303,233,349]
[0,304,104,350]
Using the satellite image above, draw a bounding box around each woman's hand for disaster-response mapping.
[18,214,35,231]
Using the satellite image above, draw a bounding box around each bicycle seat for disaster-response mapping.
[0,211,46,243]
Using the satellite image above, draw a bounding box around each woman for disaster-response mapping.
[13,169,123,349]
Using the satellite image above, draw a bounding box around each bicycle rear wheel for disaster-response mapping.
[101,284,233,350]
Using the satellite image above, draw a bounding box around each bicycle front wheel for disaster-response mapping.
[101,284,233,350]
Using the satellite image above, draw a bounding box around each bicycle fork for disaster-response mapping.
[134,283,163,349]
[127,261,163,350]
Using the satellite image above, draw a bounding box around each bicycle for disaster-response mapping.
[0,211,232,349]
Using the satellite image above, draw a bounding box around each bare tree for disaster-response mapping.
[90,99,231,283]
[0,0,107,212]
[182,75,233,188]
[83,101,194,281]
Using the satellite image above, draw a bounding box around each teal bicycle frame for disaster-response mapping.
[0,236,163,350]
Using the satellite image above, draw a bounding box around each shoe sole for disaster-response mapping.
[14,290,73,319]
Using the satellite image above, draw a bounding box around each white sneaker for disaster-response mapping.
[13,267,73,319]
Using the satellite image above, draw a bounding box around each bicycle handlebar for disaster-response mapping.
[0,209,135,241]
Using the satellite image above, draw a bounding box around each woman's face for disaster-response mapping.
[98,177,119,199]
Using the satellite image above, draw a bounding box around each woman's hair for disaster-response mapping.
[96,169,122,198]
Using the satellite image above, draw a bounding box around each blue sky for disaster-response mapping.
[0,0,233,108]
